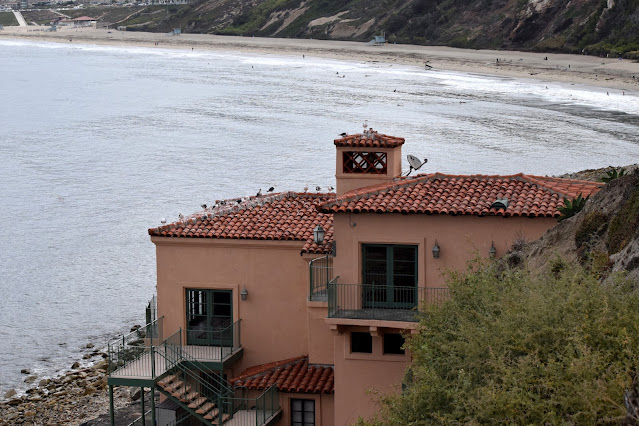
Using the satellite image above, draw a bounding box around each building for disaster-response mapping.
[57,16,96,27]
[107,129,603,425]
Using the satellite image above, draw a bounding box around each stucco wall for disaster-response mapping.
[333,327,410,425]
[275,392,334,426]
[333,213,556,287]
[153,238,314,376]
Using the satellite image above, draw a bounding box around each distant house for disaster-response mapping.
[59,16,96,27]
[369,35,386,45]
[106,129,603,425]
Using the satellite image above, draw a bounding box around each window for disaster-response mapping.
[186,289,233,346]
[343,151,387,174]
[383,333,405,355]
[351,332,373,353]
[362,245,418,308]
[291,398,315,426]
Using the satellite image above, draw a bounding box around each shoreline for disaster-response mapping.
[1,26,638,91]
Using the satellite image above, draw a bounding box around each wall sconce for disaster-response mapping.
[313,224,325,244]
[432,240,440,259]
[489,241,496,258]
[240,288,248,301]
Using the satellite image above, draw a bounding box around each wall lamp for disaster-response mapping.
[432,240,440,259]
[313,224,325,244]
[489,241,496,258]
[240,287,248,301]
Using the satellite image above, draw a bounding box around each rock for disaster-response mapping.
[20,369,31,375]
[82,385,96,396]
[38,378,50,387]
[130,388,141,401]
[82,353,92,359]
[93,360,109,371]
[85,343,95,349]
[5,411,20,421]
[24,375,38,384]
[71,362,80,369]
[130,324,141,332]
[24,410,36,417]
[4,388,17,398]
[8,398,23,406]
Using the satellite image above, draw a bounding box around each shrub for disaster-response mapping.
[607,183,639,254]
[365,262,639,425]
[558,193,589,221]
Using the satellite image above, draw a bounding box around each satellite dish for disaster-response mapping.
[407,155,423,170]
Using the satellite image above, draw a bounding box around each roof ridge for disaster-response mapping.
[231,355,307,383]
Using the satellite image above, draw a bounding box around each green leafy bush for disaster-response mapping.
[607,182,639,254]
[601,167,627,183]
[364,262,639,425]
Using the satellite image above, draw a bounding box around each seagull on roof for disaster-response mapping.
[304,185,308,192]
[201,203,207,209]
[267,187,275,192]
[178,213,184,221]
[327,186,334,191]
[256,189,262,197]
[315,186,321,191]
[339,132,347,137]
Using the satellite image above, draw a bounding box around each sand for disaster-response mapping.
[2,26,638,91]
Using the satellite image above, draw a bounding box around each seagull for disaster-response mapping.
[304,185,308,192]
[267,187,275,192]
[178,213,184,221]
[237,199,242,204]
[315,186,321,191]
[256,189,262,196]
[161,218,167,224]
[327,186,334,191]
[201,203,207,209]
[339,132,347,137]
[220,200,226,206]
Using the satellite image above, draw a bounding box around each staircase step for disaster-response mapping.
[184,391,200,403]
[210,413,231,424]
[188,397,207,409]
[165,379,185,392]
[171,384,191,398]
[157,374,177,387]
[202,407,219,421]
[196,402,216,415]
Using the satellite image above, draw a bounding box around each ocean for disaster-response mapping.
[0,38,637,397]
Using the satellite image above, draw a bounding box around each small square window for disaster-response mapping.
[291,398,315,426]
[383,333,405,355]
[351,332,373,353]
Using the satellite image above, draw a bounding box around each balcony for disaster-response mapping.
[309,255,333,301]
[327,280,449,322]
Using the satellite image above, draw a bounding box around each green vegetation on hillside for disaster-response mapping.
[0,12,18,26]
[361,261,639,424]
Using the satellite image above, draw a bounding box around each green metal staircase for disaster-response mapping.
[107,321,280,426]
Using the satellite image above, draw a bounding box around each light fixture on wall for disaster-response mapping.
[240,288,248,301]
[313,224,325,244]
[489,241,496,258]
[432,240,440,259]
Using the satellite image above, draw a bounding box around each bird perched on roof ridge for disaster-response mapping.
[267,186,275,192]
[304,185,308,192]
[201,203,207,210]
[339,132,347,137]
[256,189,262,197]
[315,186,321,191]
[327,186,334,191]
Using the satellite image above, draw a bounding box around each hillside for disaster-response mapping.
[508,166,639,283]
[94,0,639,57]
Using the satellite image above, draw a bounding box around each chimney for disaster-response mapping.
[334,128,404,197]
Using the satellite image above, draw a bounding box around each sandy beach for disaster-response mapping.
[2,26,638,91]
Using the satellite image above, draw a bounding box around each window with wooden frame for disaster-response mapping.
[343,151,387,174]
[291,398,315,426]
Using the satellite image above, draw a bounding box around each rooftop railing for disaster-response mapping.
[328,281,449,322]
[108,316,164,376]
[309,255,333,301]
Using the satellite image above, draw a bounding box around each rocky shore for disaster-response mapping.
[0,334,154,425]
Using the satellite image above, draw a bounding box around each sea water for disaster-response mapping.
[0,39,638,396]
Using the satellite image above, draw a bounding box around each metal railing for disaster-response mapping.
[146,295,157,326]
[127,409,153,426]
[328,281,450,322]
[108,316,164,376]
[224,385,280,426]
[309,255,334,301]
[185,319,242,362]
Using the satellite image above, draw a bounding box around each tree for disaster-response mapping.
[364,261,639,425]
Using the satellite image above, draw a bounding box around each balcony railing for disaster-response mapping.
[309,255,334,301]
[328,281,449,322]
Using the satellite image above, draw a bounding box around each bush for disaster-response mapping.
[607,182,639,254]
[365,262,639,425]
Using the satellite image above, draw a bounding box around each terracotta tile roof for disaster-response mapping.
[318,173,603,218]
[230,356,334,394]
[334,129,404,148]
[148,192,334,254]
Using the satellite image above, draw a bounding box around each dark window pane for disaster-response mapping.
[351,332,373,353]
[215,291,231,304]
[384,333,405,355]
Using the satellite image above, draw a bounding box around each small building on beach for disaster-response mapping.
[106,129,603,425]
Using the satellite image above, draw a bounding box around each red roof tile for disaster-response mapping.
[334,129,404,148]
[230,356,334,394]
[148,192,334,254]
[318,173,603,218]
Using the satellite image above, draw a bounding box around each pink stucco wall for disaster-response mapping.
[152,238,317,376]
[335,146,403,196]
[332,212,555,288]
